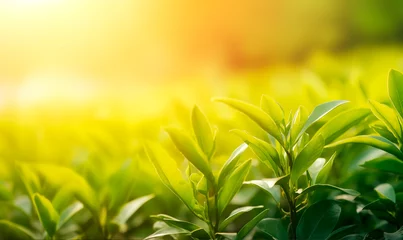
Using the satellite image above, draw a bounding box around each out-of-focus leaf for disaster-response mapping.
[57,202,83,229]
[297,100,349,140]
[214,97,283,145]
[107,159,135,211]
[219,205,264,231]
[256,218,288,240]
[112,194,154,229]
[33,193,59,237]
[291,135,325,183]
[375,183,396,203]
[145,143,204,219]
[326,135,403,159]
[388,69,403,119]
[231,129,281,175]
[16,164,40,196]
[361,157,403,175]
[218,160,251,215]
[384,226,403,240]
[0,220,38,240]
[368,100,402,139]
[244,180,281,203]
[52,186,75,213]
[327,225,357,240]
[290,106,309,145]
[190,228,212,239]
[218,143,248,190]
[0,183,13,201]
[260,95,284,128]
[340,234,364,240]
[371,123,398,143]
[297,184,360,199]
[196,176,208,195]
[235,209,269,240]
[216,232,236,240]
[316,153,336,184]
[315,108,371,144]
[151,214,201,232]
[296,200,341,240]
[144,226,190,240]
[165,127,214,183]
[192,106,215,158]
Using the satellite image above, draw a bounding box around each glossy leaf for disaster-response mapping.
[291,135,325,183]
[297,184,360,199]
[308,158,326,185]
[327,225,357,240]
[218,160,252,215]
[297,100,349,140]
[296,200,341,240]
[260,95,284,127]
[33,193,60,237]
[244,179,281,203]
[316,153,336,184]
[214,97,283,144]
[151,214,201,231]
[368,100,402,139]
[165,128,215,183]
[256,218,288,240]
[326,135,403,159]
[219,205,264,231]
[361,156,403,175]
[145,226,190,240]
[192,106,215,158]
[388,69,403,119]
[235,209,269,240]
[218,143,248,189]
[375,183,396,203]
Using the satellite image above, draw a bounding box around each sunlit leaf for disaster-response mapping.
[308,158,326,185]
[218,143,248,190]
[219,205,264,231]
[214,97,283,145]
[361,156,403,175]
[112,194,154,229]
[316,153,336,184]
[57,202,84,229]
[235,209,269,240]
[260,95,284,128]
[145,226,190,240]
[33,193,59,237]
[290,106,309,145]
[375,183,396,203]
[368,100,402,140]
[244,179,281,203]
[326,135,403,159]
[218,160,252,215]
[297,184,360,199]
[296,200,341,240]
[388,69,403,119]
[151,214,201,232]
[192,106,215,158]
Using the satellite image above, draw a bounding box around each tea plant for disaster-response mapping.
[145,106,268,239]
[214,95,370,239]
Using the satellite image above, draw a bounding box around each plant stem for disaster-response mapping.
[284,189,297,240]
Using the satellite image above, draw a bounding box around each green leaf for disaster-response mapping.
[0,183,13,201]
[327,225,357,240]
[214,97,283,145]
[112,194,154,229]
[151,214,201,231]
[235,209,269,240]
[145,143,205,219]
[216,232,236,240]
[33,193,60,237]
[339,234,364,240]
[361,157,403,175]
[296,200,341,240]
[218,160,252,215]
[325,135,403,159]
[57,202,83,230]
[260,95,284,127]
[145,226,190,240]
[388,69,403,119]
[368,100,402,140]
[308,158,326,185]
[371,123,398,143]
[219,205,264,231]
[297,100,349,140]
[165,127,215,183]
[0,220,38,240]
[244,179,281,204]
[316,153,336,184]
[231,129,281,175]
[297,184,360,199]
[375,183,396,203]
[384,226,403,240]
[191,228,212,239]
[218,143,248,190]
[256,218,288,240]
[290,106,309,145]
[315,108,371,144]
[291,135,325,183]
[192,106,215,158]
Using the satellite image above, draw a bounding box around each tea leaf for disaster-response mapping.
[218,143,248,190]
[326,135,403,159]
[296,200,341,240]
[151,214,201,231]
[327,225,357,240]
[260,95,284,128]
[33,193,59,237]
[368,100,402,139]
[291,135,325,183]
[316,153,336,184]
[290,106,309,145]
[0,220,38,240]
[244,180,281,203]
[235,209,269,240]
[218,160,252,215]
[57,202,83,229]
[297,100,349,140]
[145,226,190,240]
[165,127,215,183]
[112,194,154,228]
[361,156,403,175]
[297,184,360,199]
[388,69,403,119]
[256,218,288,240]
[192,106,215,158]
[219,205,264,231]
[214,97,283,145]
[375,183,396,203]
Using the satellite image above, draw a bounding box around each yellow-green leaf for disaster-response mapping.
[260,95,284,128]
[33,193,59,237]
[388,69,403,119]
[191,106,215,158]
[368,100,402,140]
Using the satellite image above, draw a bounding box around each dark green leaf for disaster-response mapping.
[33,193,59,237]
[256,218,288,240]
[214,97,283,145]
[297,184,360,199]
[0,220,38,240]
[384,226,403,240]
[219,205,264,231]
[235,209,269,240]
[327,225,357,240]
[326,135,403,159]
[296,200,341,240]
[218,143,248,189]
[361,157,403,175]
[192,106,215,158]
